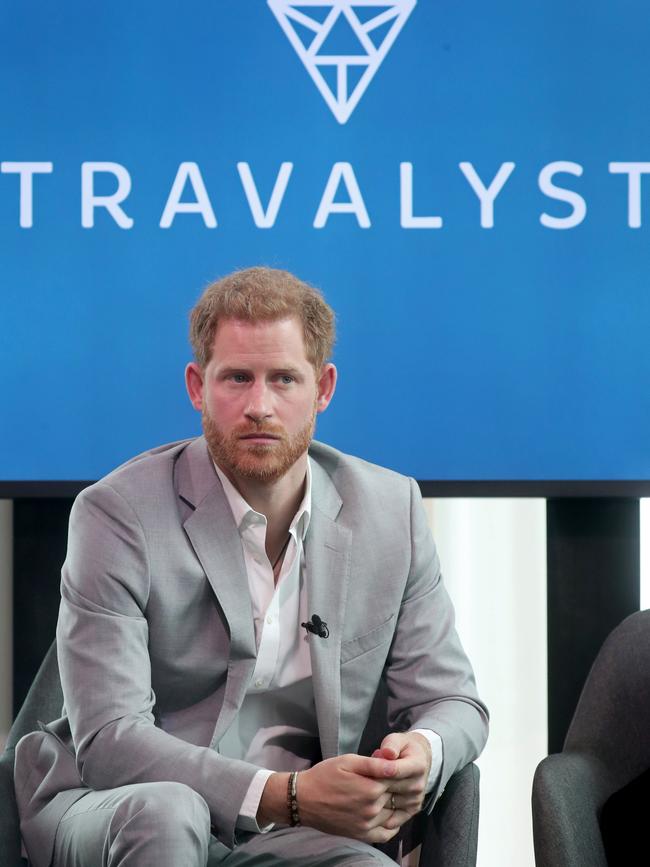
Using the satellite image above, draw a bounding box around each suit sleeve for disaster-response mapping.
[57,482,259,849]
[383,477,489,807]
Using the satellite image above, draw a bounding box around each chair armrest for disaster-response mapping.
[374,762,479,867]
[422,762,479,867]
[0,748,26,867]
[6,643,62,752]
[532,752,612,867]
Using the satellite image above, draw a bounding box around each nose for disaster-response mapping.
[244,380,273,424]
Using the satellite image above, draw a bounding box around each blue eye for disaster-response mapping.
[279,374,294,384]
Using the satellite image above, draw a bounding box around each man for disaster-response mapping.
[15,267,488,866]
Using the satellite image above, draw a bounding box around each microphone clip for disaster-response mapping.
[301,614,329,639]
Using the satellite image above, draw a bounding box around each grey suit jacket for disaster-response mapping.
[14,437,488,867]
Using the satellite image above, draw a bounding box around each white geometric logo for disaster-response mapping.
[267,0,417,124]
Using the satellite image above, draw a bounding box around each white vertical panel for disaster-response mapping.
[426,498,547,867]
[0,500,13,749]
[640,499,650,611]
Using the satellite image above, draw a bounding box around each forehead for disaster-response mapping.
[210,316,309,365]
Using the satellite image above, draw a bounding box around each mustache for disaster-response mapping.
[232,423,287,438]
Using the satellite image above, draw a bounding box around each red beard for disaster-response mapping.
[202,408,316,483]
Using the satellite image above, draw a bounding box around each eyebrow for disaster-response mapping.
[274,367,304,377]
[216,365,305,378]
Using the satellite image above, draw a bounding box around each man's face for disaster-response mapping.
[186,317,336,485]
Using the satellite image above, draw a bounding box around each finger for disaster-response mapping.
[386,777,424,797]
[384,789,422,814]
[365,824,400,844]
[371,747,398,760]
[387,791,424,814]
[345,754,398,780]
[379,733,409,759]
[371,805,412,831]
[385,808,412,830]
[387,754,426,780]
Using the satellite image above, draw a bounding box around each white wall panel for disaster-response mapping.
[425,498,547,867]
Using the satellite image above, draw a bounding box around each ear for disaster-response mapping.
[316,363,337,413]
[185,362,205,411]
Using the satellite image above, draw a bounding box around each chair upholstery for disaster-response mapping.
[1,643,480,866]
[532,609,650,867]
[0,644,62,867]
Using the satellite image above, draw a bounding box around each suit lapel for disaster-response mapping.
[175,439,353,756]
[176,437,257,743]
[306,459,352,759]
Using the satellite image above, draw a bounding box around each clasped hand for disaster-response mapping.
[297,732,432,844]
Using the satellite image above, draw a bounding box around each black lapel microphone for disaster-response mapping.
[301,614,329,639]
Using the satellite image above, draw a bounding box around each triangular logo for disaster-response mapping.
[267,0,417,124]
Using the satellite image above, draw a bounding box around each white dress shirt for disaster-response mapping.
[213,460,442,832]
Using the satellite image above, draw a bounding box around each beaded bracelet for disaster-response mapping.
[287,771,301,826]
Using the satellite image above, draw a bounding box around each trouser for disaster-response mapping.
[50,781,397,867]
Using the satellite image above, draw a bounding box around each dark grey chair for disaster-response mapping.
[532,609,650,867]
[0,644,63,867]
[1,644,480,866]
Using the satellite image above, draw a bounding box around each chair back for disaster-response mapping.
[1,642,62,867]
[532,609,650,867]
[6,643,63,751]
[564,609,650,792]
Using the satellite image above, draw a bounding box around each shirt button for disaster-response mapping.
[266,615,273,624]
[255,679,264,688]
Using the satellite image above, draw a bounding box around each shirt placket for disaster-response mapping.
[246,521,298,693]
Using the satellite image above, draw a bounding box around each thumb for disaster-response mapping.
[377,733,409,760]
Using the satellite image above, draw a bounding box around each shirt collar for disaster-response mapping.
[213,458,312,541]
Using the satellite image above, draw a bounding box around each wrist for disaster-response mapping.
[257,772,291,826]
[287,771,301,826]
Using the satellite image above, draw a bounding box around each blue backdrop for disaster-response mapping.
[2,0,650,481]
